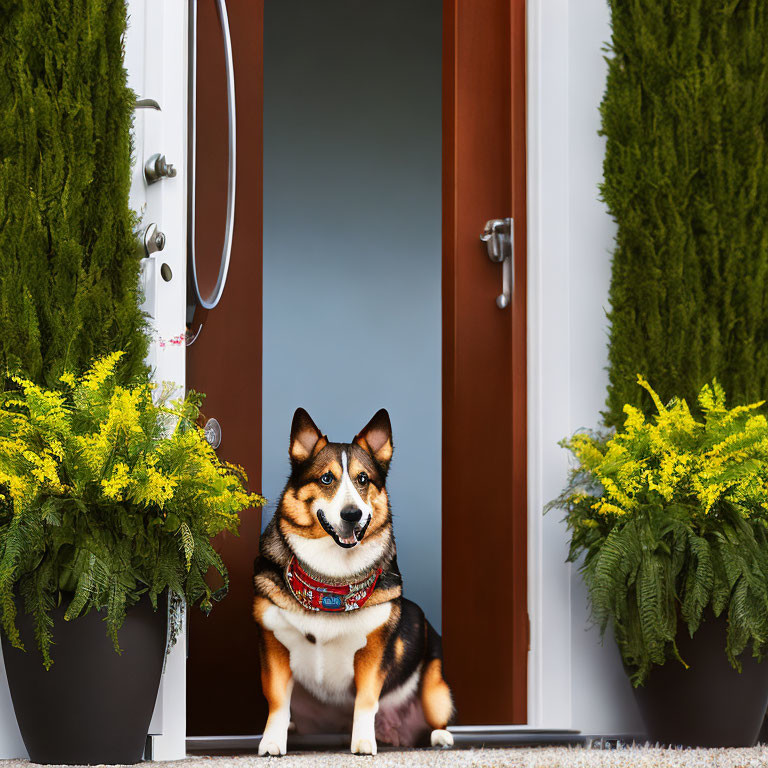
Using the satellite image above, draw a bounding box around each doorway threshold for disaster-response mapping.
[186,728,585,754]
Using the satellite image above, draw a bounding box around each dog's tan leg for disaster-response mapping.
[351,626,387,755]
[421,659,454,748]
[257,627,293,756]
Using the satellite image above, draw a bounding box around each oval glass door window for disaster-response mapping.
[188,0,236,312]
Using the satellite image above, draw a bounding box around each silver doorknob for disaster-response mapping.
[143,223,166,257]
[481,218,514,309]
[204,418,222,449]
[144,153,177,185]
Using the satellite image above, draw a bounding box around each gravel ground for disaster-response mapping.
[2,745,768,768]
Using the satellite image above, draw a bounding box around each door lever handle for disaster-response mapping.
[144,153,177,184]
[134,98,161,111]
[481,218,514,309]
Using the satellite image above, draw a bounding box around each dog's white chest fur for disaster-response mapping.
[262,602,391,705]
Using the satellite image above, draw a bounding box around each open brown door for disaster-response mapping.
[186,0,526,734]
[441,0,528,724]
[185,0,266,736]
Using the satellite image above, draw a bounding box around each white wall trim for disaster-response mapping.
[526,0,574,730]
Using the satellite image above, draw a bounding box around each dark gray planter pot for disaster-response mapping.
[633,613,768,747]
[1,593,166,765]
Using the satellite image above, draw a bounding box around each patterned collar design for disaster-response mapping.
[285,556,382,612]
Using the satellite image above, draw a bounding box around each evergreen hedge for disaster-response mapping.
[0,0,148,387]
[601,1,768,428]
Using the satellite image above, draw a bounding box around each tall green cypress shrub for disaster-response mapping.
[0,0,148,386]
[601,1,768,428]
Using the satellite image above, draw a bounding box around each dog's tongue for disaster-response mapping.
[339,533,357,546]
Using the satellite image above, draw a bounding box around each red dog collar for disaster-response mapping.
[285,556,382,612]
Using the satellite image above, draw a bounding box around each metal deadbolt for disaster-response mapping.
[481,218,514,309]
[144,153,177,185]
[204,418,222,449]
[143,223,166,257]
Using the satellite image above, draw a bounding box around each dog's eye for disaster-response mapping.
[357,472,368,486]
[320,472,334,485]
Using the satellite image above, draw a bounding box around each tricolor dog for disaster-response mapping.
[253,408,454,756]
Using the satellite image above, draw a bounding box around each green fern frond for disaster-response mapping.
[105,577,127,653]
[64,553,96,621]
[681,534,713,635]
[19,564,55,670]
[179,522,194,571]
[0,513,29,650]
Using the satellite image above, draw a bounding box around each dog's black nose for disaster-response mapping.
[340,506,363,523]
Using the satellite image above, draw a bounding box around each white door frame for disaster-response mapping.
[526,0,574,731]
[127,0,188,759]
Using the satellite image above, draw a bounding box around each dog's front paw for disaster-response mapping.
[431,729,454,748]
[351,706,378,755]
[350,736,377,755]
[258,737,287,757]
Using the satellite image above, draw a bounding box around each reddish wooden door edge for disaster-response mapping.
[442,0,528,724]
[185,0,266,736]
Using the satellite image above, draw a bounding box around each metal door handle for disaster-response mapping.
[481,218,513,309]
[144,153,177,185]
[134,98,161,111]
[144,223,166,257]
[204,418,222,449]
[188,0,237,313]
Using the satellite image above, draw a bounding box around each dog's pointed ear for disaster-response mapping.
[354,409,393,472]
[289,408,327,466]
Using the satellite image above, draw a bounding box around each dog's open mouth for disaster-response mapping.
[317,510,370,548]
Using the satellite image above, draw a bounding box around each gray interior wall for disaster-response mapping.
[262,0,443,629]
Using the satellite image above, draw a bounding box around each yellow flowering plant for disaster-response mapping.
[0,353,264,668]
[549,376,768,686]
